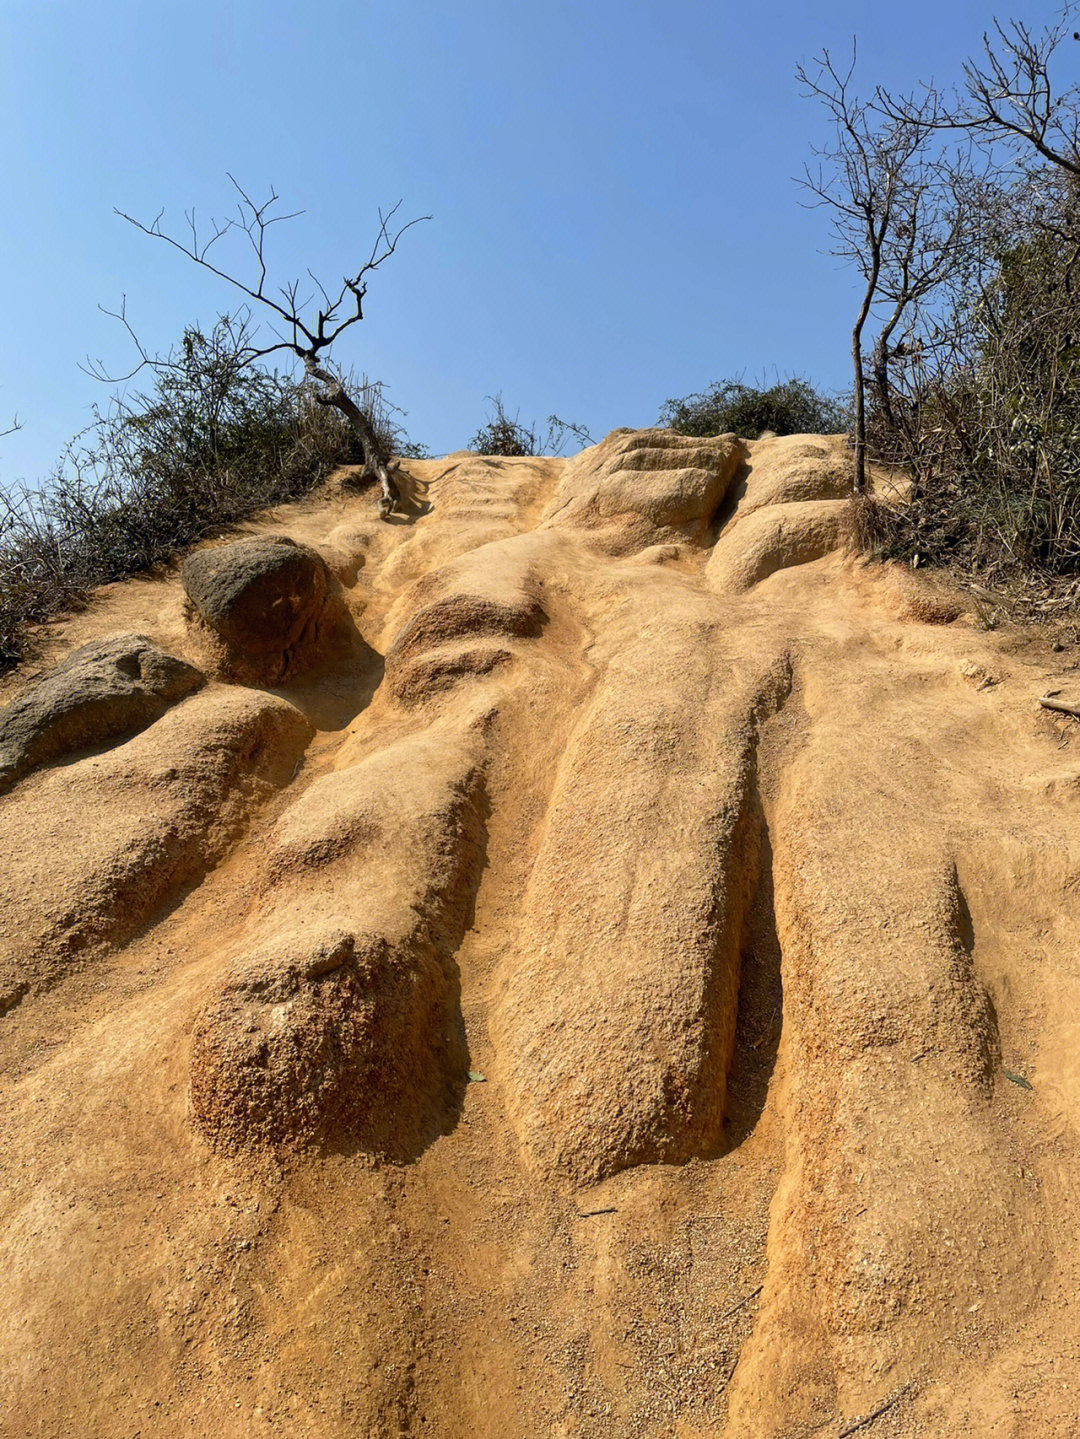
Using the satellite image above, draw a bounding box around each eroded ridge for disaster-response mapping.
[727,760,1034,1435]
[189,704,491,1157]
[0,430,1077,1439]
[491,637,792,1182]
[0,686,312,1014]
[707,431,852,594]
[383,545,549,704]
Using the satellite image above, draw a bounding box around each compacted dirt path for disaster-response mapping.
[1,430,1079,1437]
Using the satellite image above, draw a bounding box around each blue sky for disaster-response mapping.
[0,1,1067,483]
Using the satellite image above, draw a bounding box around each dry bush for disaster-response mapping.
[469,395,540,457]
[0,318,422,671]
[469,395,594,458]
[844,492,903,556]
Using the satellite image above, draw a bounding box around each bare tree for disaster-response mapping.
[808,8,1080,588]
[91,178,429,518]
[876,8,1080,301]
[866,156,979,484]
[868,6,1080,503]
[798,47,958,492]
[960,7,1080,172]
[880,6,1080,173]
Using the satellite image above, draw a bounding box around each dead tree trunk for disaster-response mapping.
[304,359,402,517]
[105,181,429,523]
[851,260,879,495]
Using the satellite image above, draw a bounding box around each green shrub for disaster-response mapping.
[660,375,849,440]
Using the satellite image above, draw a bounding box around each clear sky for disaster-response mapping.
[0,1,1067,484]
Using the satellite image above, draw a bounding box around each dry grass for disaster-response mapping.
[0,326,420,672]
[843,492,902,557]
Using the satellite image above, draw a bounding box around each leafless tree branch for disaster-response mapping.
[879,5,1080,175]
[96,180,431,516]
[798,43,955,490]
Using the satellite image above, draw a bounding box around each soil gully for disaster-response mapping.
[705,448,752,545]
[722,654,797,1158]
[276,625,386,734]
[725,816,784,1153]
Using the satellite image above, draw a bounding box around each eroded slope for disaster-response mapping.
[1,429,1078,1438]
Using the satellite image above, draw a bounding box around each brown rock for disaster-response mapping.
[0,633,203,794]
[181,535,331,681]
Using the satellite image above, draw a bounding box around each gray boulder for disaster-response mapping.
[0,634,204,794]
[181,536,331,681]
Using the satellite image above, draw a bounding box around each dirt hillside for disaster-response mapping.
[1,429,1079,1438]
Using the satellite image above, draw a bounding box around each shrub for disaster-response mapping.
[863,202,1080,599]
[469,395,594,458]
[0,317,422,671]
[660,375,849,440]
[469,394,540,456]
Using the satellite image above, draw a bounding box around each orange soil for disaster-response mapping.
[1,430,1079,1438]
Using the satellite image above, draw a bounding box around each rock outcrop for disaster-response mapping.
[542,427,744,549]
[1,429,1075,1439]
[182,535,334,682]
[0,634,203,793]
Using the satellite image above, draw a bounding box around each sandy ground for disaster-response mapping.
[1,430,1079,1438]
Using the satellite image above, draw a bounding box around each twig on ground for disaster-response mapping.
[838,1383,913,1436]
[1040,694,1080,718]
[718,1285,763,1323]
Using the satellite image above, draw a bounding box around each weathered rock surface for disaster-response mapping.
[384,543,548,704]
[0,633,203,793]
[707,497,848,594]
[492,637,791,1182]
[190,709,489,1156]
[181,535,332,681]
[0,686,313,1012]
[2,430,1079,1439]
[542,426,744,548]
[731,432,852,516]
